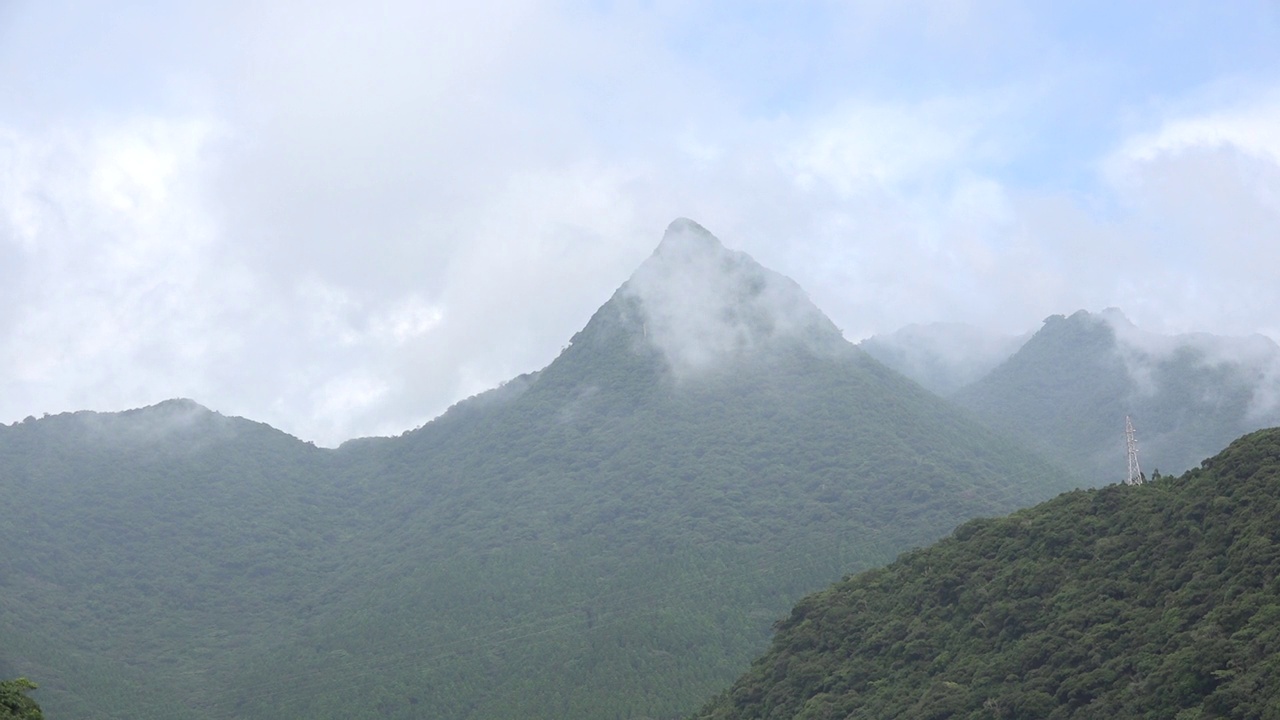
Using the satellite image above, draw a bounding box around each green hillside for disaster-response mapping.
[0,400,361,717]
[692,427,1280,720]
[0,220,1073,719]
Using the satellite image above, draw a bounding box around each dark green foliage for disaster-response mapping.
[0,678,42,720]
[691,428,1280,720]
[0,229,1073,719]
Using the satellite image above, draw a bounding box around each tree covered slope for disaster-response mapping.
[0,400,360,717]
[692,427,1280,720]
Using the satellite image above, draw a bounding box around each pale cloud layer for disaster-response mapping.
[1100,308,1280,422]
[2,1,1279,445]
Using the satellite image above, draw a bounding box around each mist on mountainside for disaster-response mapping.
[1098,308,1280,422]
[623,219,845,378]
[953,309,1280,483]
[858,323,1031,396]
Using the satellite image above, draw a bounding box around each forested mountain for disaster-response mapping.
[858,323,1029,397]
[0,400,354,717]
[953,309,1280,483]
[691,427,1280,720]
[0,219,1074,719]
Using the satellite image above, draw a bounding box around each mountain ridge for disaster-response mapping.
[2,219,1073,720]
[953,308,1280,482]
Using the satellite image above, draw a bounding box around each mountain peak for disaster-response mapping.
[654,217,723,256]
[621,219,844,375]
[1040,309,1118,344]
[138,397,215,415]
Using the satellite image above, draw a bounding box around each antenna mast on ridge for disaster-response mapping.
[1125,415,1144,485]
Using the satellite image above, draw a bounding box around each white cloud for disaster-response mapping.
[1112,92,1280,167]
[1097,93,1280,338]
[311,371,391,432]
[626,219,839,376]
[0,117,240,405]
[372,297,444,346]
[2,1,1279,445]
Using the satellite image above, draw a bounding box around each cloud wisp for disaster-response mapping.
[1100,309,1280,423]
[624,219,841,378]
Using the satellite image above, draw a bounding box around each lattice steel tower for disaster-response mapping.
[1125,415,1144,485]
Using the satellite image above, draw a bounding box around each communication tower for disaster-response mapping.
[1125,415,1144,485]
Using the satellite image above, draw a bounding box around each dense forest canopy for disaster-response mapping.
[0,678,42,720]
[691,427,1280,719]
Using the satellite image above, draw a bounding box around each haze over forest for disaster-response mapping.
[3,1,1280,445]
[2,221,1080,718]
[5,220,1280,719]
[4,4,1280,719]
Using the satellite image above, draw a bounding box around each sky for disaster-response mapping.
[2,0,1279,445]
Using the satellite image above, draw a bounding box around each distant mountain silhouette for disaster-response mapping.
[859,322,1030,396]
[953,309,1280,482]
